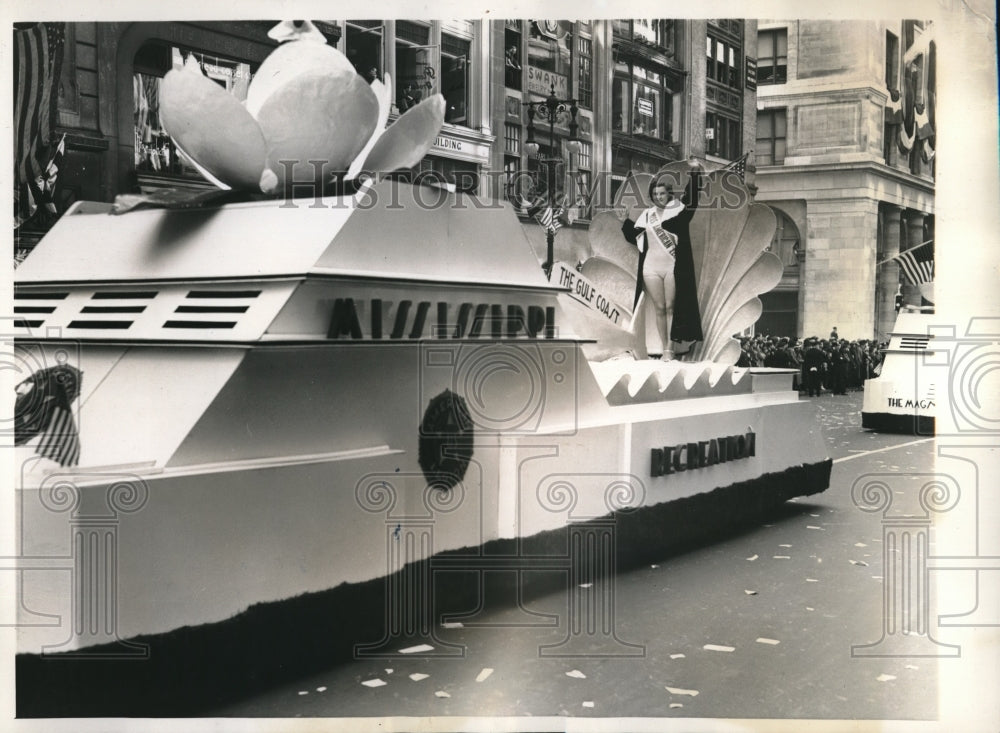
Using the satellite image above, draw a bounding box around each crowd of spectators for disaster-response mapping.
[736,330,886,395]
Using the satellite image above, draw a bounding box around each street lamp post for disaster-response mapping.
[524,85,581,279]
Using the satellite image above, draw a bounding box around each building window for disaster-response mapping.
[577,36,593,109]
[706,110,741,159]
[755,108,786,165]
[757,28,787,85]
[503,122,520,156]
[345,21,383,83]
[133,43,255,179]
[441,33,470,125]
[612,59,676,141]
[707,34,741,89]
[885,31,898,89]
[527,21,572,95]
[395,21,433,111]
[574,141,592,219]
[613,19,676,54]
[504,22,522,89]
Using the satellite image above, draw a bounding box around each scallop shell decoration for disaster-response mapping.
[159,20,446,196]
[582,161,782,366]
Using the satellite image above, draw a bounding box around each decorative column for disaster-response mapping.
[353,476,464,657]
[851,474,960,657]
[877,204,903,339]
[39,473,149,657]
[537,476,645,657]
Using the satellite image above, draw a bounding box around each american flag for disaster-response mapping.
[721,151,751,182]
[15,364,82,467]
[535,205,564,234]
[891,241,934,286]
[14,22,66,227]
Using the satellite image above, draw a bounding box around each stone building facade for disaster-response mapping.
[754,20,935,340]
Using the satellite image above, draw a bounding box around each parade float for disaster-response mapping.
[13,23,830,715]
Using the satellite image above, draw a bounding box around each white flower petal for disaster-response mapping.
[346,73,393,181]
[357,94,445,174]
[160,60,267,190]
[246,38,356,117]
[256,71,378,192]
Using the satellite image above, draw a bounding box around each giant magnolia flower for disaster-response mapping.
[160,20,445,195]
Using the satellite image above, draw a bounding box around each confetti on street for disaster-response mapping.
[745,589,757,595]
[297,690,308,696]
[670,703,684,709]
[806,607,815,611]
[756,638,781,645]
[774,555,791,559]
[807,525,824,530]
[435,691,450,698]
[385,668,394,675]
[855,542,867,547]
[362,679,387,688]
[476,668,494,682]
[806,578,819,582]
[579,583,593,588]
[441,622,464,629]
[399,644,435,654]
[409,673,429,682]
[877,674,897,682]
[316,687,327,692]
[566,670,587,679]
[703,644,735,652]
[665,686,700,696]
[779,544,792,548]
[670,653,686,659]
[582,701,595,708]
[850,559,869,566]
[747,554,759,561]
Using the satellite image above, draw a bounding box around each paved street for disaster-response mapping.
[211,389,981,726]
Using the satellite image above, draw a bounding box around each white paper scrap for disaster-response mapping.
[806,578,819,582]
[298,690,308,696]
[807,525,824,530]
[665,686,700,696]
[905,665,919,670]
[579,583,593,588]
[582,701,595,708]
[441,622,464,629]
[779,544,792,548]
[855,542,867,547]
[385,668,393,675]
[703,644,735,652]
[476,668,494,682]
[651,564,660,568]
[806,607,815,611]
[745,589,757,595]
[756,638,780,645]
[566,669,587,679]
[399,644,435,654]
[747,555,759,561]
[435,690,451,698]
[316,686,327,692]
[362,679,387,688]
[773,555,791,559]
[409,673,429,681]
[670,653,686,659]
[877,674,897,682]
[850,559,869,566]
[670,703,684,709]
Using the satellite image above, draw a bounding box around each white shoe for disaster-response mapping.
[661,351,675,361]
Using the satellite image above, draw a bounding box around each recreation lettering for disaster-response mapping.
[328,298,556,340]
[649,431,756,477]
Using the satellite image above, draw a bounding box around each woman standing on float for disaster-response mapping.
[621,158,705,360]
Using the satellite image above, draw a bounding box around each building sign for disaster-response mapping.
[430,133,491,164]
[650,431,756,477]
[505,95,522,119]
[553,262,632,329]
[433,136,463,152]
[527,66,569,97]
[636,98,654,118]
[745,57,758,90]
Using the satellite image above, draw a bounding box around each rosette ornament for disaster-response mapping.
[159,20,445,195]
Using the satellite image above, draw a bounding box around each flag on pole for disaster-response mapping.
[721,152,751,182]
[37,133,67,215]
[535,205,564,234]
[890,241,934,286]
[14,22,66,227]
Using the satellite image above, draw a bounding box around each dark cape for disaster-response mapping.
[620,171,704,343]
